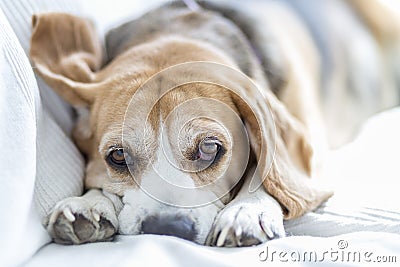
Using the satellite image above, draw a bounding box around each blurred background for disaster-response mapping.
[82,0,166,33]
[81,0,400,34]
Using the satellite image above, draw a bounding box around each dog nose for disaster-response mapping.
[141,214,197,241]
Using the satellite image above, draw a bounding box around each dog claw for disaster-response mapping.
[47,196,118,244]
[63,207,75,222]
[262,223,274,239]
[93,211,100,222]
[235,226,243,246]
[235,225,242,237]
[216,226,230,247]
[259,214,274,239]
[209,202,285,247]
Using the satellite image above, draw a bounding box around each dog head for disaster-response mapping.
[30,13,331,244]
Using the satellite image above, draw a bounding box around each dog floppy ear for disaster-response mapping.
[233,89,332,219]
[30,13,102,107]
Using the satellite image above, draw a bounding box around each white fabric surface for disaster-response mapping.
[0,1,399,267]
[24,232,400,267]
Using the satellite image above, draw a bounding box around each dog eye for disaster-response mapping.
[106,148,127,170]
[198,137,222,161]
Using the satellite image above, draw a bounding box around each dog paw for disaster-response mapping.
[46,197,118,244]
[207,202,285,247]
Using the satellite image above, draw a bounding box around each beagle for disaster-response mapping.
[30,0,399,246]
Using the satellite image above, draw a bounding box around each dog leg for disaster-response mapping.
[46,189,118,244]
[207,170,285,247]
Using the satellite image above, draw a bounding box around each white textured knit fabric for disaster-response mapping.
[34,107,84,218]
[0,8,48,267]
[284,200,400,237]
[0,1,85,266]
[0,0,85,219]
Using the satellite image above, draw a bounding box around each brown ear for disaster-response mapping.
[30,13,103,106]
[233,89,332,219]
